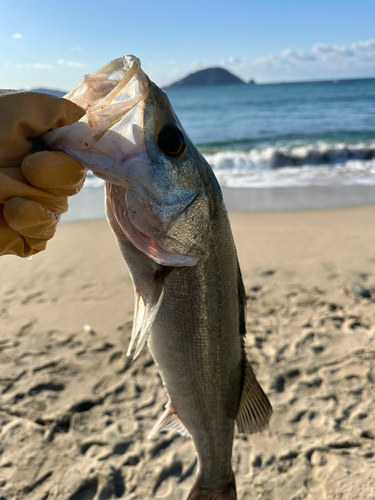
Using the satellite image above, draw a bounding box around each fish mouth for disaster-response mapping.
[67,55,150,143]
[67,55,149,114]
[44,56,152,186]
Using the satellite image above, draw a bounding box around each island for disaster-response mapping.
[32,88,67,97]
[168,67,247,88]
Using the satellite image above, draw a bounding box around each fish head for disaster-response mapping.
[44,56,210,267]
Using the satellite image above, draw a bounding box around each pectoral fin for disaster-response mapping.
[127,267,170,360]
[236,360,272,434]
[148,402,191,439]
[127,289,144,357]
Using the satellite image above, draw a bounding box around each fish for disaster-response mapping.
[44,56,272,499]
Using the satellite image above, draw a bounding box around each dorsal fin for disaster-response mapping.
[236,359,272,434]
[148,402,191,439]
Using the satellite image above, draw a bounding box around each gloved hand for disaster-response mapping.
[0,90,86,257]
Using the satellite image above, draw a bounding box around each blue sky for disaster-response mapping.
[1,0,375,91]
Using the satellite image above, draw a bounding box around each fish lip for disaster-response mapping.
[66,56,149,110]
[62,55,150,150]
[107,183,199,267]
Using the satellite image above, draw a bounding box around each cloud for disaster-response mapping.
[58,59,86,67]
[221,39,375,82]
[70,47,82,52]
[16,63,53,69]
[12,33,23,39]
[33,63,53,69]
[190,59,210,72]
[67,61,86,67]
[351,39,375,51]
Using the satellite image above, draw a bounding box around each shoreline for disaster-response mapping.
[221,184,375,211]
[62,183,375,222]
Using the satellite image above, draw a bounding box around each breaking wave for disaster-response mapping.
[85,173,105,188]
[205,142,375,187]
[84,141,375,189]
[204,141,375,170]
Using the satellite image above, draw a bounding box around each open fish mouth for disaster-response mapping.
[67,55,150,142]
[44,56,152,187]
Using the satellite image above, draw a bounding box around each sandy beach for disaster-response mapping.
[1,204,375,500]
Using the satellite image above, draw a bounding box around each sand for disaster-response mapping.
[1,205,375,500]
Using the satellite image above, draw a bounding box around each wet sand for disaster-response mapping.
[1,205,375,499]
[61,184,375,222]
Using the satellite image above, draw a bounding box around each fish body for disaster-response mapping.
[44,56,272,499]
[148,209,242,495]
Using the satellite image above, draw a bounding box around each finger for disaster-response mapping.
[0,92,85,168]
[22,151,87,197]
[3,197,60,240]
[38,195,69,216]
[0,206,34,257]
[0,166,56,203]
[22,236,48,252]
[0,166,68,215]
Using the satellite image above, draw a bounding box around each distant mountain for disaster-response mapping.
[32,88,68,97]
[168,68,247,88]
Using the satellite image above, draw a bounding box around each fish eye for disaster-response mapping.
[157,125,186,157]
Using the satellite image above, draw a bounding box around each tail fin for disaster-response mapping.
[187,475,236,500]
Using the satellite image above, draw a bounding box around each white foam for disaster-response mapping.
[204,141,375,187]
[213,161,375,188]
[83,142,375,189]
[84,174,105,188]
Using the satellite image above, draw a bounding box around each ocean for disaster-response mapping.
[85,77,375,190]
[166,78,375,188]
[66,77,375,219]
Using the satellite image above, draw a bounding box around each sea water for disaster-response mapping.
[84,78,375,189]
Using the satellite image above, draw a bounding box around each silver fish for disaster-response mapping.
[44,56,272,500]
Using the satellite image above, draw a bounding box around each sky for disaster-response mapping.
[1,0,375,91]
